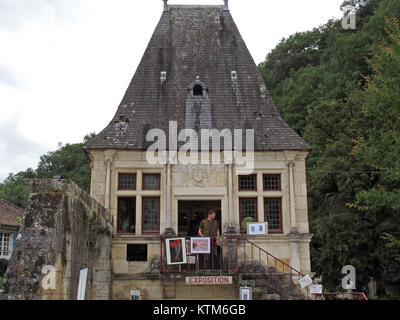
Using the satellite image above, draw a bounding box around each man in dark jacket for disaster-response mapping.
[198,209,220,270]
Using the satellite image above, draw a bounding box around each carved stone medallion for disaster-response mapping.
[190,165,209,187]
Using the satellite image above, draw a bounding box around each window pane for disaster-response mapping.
[143,198,160,232]
[265,199,282,232]
[264,175,280,191]
[0,233,10,257]
[143,174,160,190]
[119,174,136,190]
[240,198,257,221]
[239,175,256,191]
[118,198,136,233]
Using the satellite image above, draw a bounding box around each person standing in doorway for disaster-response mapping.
[198,209,220,271]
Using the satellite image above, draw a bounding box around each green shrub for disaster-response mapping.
[241,216,256,232]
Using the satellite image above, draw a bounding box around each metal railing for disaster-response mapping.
[313,292,368,300]
[238,237,309,300]
[160,235,310,299]
[160,235,369,300]
[160,235,239,274]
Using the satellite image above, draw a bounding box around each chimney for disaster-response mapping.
[163,0,169,12]
[223,0,229,11]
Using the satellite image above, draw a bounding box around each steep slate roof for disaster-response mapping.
[86,5,311,152]
[0,200,23,228]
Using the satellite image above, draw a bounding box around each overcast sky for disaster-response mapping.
[0,0,344,182]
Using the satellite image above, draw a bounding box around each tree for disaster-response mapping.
[35,133,95,193]
[0,133,95,208]
[258,0,400,295]
[0,169,35,209]
[352,18,400,276]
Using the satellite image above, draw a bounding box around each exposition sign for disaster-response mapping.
[186,276,233,285]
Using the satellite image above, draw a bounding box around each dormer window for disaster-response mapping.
[188,76,208,98]
[193,84,203,96]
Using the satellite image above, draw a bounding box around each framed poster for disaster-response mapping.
[247,222,267,235]
[190,237,211,254]
[166,237,187,265]
[240,287,252,300]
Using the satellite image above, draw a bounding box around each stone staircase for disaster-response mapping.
[238,269,307,300]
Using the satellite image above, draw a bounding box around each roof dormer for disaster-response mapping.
[188,76,208,99]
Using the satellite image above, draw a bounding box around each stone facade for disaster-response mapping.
[1,179,113,300]
[87,149,312,300]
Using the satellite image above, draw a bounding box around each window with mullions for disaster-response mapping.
[239,175,257,191]
[264,198,283,233]
[263,174,281,191]
[142,197,160,234]
[239,198,258,231]
[0,233,10,257]
[118,197,136,234]
[118,173,136,190]
[143,174,160,190]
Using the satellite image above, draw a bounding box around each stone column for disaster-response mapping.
[288,233,302,273]
[228,164,234,226]
[163,162,175,236]
[288,161,297,233]
[104,150,115,210]
[225,164,238,234]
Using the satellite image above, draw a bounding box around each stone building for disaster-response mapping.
[85,0,313,300]
[0,200,22,261]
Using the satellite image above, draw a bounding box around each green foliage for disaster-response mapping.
[259,0,400,294]
[382,233,400,262]
[0,133,95,208]
[241,216,256,231]
[0,169,35,209]
[36,133,95,193]
[352,17,400,213]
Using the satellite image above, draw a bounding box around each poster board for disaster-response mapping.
[240,287,252,300]
[190,237,211,254]
[299,274,313,288]
[130,290,141,300]
[310,284,323,294]
[247,222,268,235]
[166,237,187,265]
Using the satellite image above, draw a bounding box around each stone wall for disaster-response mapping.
[0,179,113,300]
